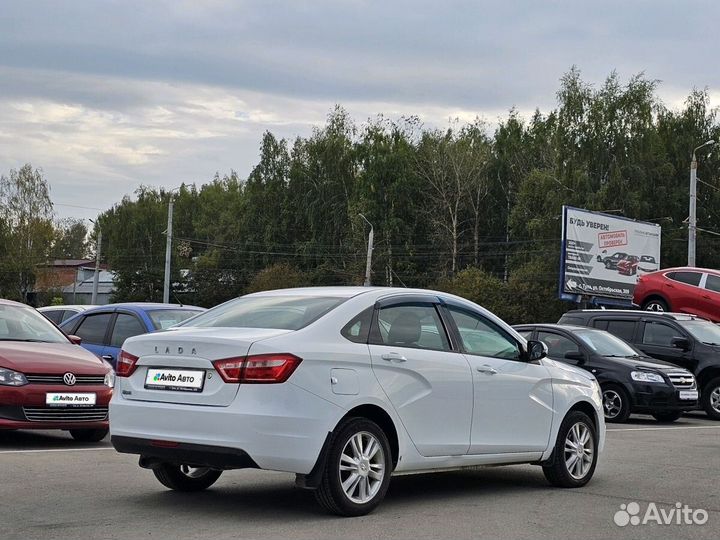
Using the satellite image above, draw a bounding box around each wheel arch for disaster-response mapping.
[697,367,720,391]
[641,293,670,310]
[568,400,599,433]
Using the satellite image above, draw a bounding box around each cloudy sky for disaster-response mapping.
[1,0,719,220]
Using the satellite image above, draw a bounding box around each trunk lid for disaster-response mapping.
[120,327,292,406]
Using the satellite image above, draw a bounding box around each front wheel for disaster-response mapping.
[315,418,392,516]
[642,298,669,312]
[602,385,631,423]
[153,463,222,492]
[543,411,598,488]
[652,411,682,423]
[69,428,108,442]
[701,377,720,420]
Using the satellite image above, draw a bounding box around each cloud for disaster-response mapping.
[0,0,718,218]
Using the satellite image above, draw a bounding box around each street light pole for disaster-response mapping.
[91,228,102,304]
[358,214,374,287]
[688,139,716,267]
[163,197,174,304]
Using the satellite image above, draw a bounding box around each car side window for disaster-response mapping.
[446,306,521,360]
[705,274,720,293]
[110,313,147,348]
[605,320,636,342]
[642,321,681,347]
[60,310,78,323]
[42,310,64,324]
[537,331,580,361]
[516,330,533,340]
[373,304,450,351]
[669,271,702,287]
[74,313,113,345]
[341,307,373,344]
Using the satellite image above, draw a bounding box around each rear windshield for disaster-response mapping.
[148,309,204,330]
[181,296,345,330]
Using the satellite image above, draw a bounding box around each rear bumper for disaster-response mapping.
[109,381,343,475]
[112,436,259,470]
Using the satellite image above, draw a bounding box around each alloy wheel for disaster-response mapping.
[603,389,622,419]
[711,387,720,414]
[645,302,665,312]
[564,422,595,480]
[338,431,385,504]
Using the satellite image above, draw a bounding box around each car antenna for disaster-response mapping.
[171,291,184,307]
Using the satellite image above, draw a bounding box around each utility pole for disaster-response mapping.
[688,140,716,267]
[163,198,174,303]
[359,214,374,286]
[91,229,102,304]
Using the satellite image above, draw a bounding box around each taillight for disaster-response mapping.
[117,350,139,377]
[212,353,302,384]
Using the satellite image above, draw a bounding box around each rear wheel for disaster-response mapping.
[602,385,631,423]
[543,411,598,488]
[315,417,392,516]
[701,377,720,420]
[153,463,222,492]
[652,411,682,423]
[642,298,669,312]
[69,428,108,442]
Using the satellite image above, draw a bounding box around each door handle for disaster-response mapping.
[101,355,114,361]
[703,295,711,299]
[476,365,498,375]
[381,352,407,362]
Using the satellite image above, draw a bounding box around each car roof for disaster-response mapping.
[561,309,706,321]
[514,323,601,333]
[38,305,95,311]
[79,302,204,313]
[0,298,31,308]
[646,266,720,275]
[244,286,465,300]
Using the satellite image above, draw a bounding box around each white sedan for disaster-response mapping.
[110,287,605,516]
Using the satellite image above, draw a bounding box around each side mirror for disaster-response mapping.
[526,340,547,362]
[596,255,602,262]
[564,351,586,363]
[68,335,82,345]
[671,337,690,351]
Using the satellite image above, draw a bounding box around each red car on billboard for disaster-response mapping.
[617,255,640,276]
[633,267,720,323]
[0,299,113,441]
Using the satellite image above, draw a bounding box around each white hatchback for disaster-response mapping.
[110,287,605,516]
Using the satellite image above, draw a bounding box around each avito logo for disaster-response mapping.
[614,502,709,527]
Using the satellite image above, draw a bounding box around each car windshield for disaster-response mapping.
[573,329,640,357]
[678,320,720,345]
[148,309,204,330]
[0,304,70,343]
[180,296,345,330]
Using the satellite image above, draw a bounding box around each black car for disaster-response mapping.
[596,251,630,270]
[557,310,720,420]
[514,324,698,423]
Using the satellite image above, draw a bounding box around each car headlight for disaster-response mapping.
[0,367,28,386]
[104,370,115,388]
[631,371,665,383]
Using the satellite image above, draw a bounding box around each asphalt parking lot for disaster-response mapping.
[1,414,718,540]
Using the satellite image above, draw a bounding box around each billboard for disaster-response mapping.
[560,207,661,301]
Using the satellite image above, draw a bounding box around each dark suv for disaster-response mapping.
[558,310,720,419]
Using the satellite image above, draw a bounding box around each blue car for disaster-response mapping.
[60,303,205,369]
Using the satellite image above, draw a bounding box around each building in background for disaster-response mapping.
[33,259,116,306]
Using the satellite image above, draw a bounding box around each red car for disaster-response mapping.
[0,299,113,441]
[617,255,639,276]
[633,267,720,323]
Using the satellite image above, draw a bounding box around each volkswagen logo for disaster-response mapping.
[63,373,77,386]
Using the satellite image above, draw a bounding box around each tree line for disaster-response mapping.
[2,69,719,323]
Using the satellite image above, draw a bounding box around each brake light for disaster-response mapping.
[212,353,302,384]
[116,350,139,377]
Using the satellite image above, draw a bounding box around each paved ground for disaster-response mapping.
[1,413,719,540]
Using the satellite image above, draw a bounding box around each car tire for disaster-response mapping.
[642,298,669,312]
[701,377,720,420]
[543,410,598,488]
[652,411,682,423]
[601,384,631,423]
[69,428,109,442]
[153,463,223,492]
[315,417,393,517]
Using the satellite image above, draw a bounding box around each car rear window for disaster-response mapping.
[182,296,345,331]
[148,309,204,330]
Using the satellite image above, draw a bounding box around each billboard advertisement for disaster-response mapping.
[560,206,661,301]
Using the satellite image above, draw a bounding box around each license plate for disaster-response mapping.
[46,393,97,407]
[679,390,699,400]
[145,368,205,392]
